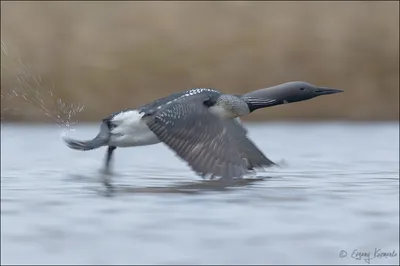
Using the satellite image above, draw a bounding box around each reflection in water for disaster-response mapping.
[108,177,271,195]
[69,171,271,196]
[1,123,399,265]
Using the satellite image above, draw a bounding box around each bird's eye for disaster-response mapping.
[300,87,305,91]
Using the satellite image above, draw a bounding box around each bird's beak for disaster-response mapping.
[314,87,344,95]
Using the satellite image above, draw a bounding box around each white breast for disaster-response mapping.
[109,110,160,147]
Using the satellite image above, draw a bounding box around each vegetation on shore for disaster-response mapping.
[1,1,399,122]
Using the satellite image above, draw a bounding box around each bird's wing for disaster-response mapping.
[234,133,276,170]
[231,119,276,170]
[138,88,221,114]
[144,94,257,179]
[233,117,248,134]
[137,91,188,112]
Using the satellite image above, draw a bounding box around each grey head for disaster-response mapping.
[241,81,344,112]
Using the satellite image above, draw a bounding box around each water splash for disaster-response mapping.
[1,40,85,136]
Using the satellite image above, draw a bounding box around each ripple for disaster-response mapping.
[1,123,399,265]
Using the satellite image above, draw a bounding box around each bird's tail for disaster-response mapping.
[63,122,110,151]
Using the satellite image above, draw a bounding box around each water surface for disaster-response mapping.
[1,122,399,265]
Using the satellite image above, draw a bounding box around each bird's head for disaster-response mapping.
[273,81,343,103]
[242,81,344,112]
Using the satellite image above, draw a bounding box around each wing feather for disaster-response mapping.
[145,93,276,179]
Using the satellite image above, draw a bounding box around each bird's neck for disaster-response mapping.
[207,95,250,119]
[242,96,282,113]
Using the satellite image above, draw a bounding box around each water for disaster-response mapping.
[1,40,85,126]
[1,122,399,265]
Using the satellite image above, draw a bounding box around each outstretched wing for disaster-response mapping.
[144,94,275,179]
[230,118,276,170]
[145,94,249,179]
[138,88,221,114]
[234,134,276,170]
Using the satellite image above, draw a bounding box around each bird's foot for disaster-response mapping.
[99,168,114,193]
[101,174,115,196]
[100,167,113,176]
[209,174,218,181]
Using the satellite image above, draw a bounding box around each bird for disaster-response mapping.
[63,81,343,181]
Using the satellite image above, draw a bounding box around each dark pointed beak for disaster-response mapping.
[314,87,344,95]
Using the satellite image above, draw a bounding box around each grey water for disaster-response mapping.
[1,122,399,265]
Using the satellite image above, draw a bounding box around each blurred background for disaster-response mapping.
[1,1,399,122]
[2,2,400,265]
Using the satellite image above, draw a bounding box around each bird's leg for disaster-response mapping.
[209,174,217,181]
[104,146,117,174]
[101,146,116,188]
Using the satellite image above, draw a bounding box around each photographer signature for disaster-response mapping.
[339,248,397,264]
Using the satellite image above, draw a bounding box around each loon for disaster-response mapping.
[63,81,343,180]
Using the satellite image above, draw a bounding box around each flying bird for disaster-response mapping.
[63,81,343,180]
